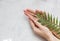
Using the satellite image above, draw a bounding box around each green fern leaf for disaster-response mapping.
[36,11,60,39]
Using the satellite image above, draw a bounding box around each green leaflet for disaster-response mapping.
[51,14,52,22]
[48,13,50,21]
[56,17,58,25]
[53,17,55,24]
[43,12,47,19]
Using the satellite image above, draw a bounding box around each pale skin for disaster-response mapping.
[24,9,60,41]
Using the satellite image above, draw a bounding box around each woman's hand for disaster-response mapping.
[24,9,60,41]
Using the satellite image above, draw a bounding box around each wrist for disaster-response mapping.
[47,35,60,41]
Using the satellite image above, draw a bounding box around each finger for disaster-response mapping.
[24,10,38,21]
[29,19,36,29]
[33,21,44,30]
[26,9,35,14]
[24,9,36,17]
[29,19,42,34]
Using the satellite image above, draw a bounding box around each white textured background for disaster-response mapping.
[0,0,60,41]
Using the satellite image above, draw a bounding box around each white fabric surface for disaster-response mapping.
[0,0,60,41]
